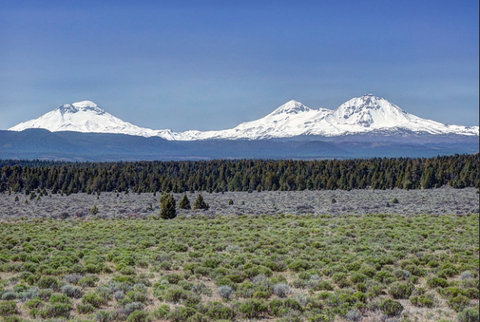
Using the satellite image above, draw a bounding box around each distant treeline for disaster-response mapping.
[0,154,478,194]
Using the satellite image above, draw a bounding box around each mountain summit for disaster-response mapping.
[9,100,178,139]
[270,100,312,115]
[181,94,479,140]
[9,95,479,140]
[56,101,105,115]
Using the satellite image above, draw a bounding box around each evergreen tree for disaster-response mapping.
[90,205,99,215]
[178,194,191,210]
[421,167,437,189]
[160,193,176,219]
[193,194,209,210]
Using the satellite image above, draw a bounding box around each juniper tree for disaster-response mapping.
[160,193,176,219]
[178,194,191,210]
[193,194,209,210]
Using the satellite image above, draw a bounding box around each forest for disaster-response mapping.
[0,154,478,195]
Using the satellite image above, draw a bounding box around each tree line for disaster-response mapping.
[0,154,477,195]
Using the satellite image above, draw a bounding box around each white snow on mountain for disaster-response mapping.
[8,100,178,139]
[9,95,479,140]
[174,95,479,140]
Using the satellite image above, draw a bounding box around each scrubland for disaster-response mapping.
[0,188,478,322]
[0,187,478,220]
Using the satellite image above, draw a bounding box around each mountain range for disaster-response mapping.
[3,94,478,161]
[9,94,479,140]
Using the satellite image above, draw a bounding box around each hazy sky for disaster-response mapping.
[1,0,478,131]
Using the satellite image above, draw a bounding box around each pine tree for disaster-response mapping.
[178,194,191,210]
[90,205,99,215]
[160,193,176,219]
[193,194,209,210]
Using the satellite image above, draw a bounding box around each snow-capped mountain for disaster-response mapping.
[9,100,179,140]
[176,94,479,140]
[9,95,479,140]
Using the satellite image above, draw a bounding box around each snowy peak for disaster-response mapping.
[56,100,106,115]
[329,94,410,128]
[8,95,479,141]
[72,100,99,109]
[270,100,312,115]
[8,100,164,138]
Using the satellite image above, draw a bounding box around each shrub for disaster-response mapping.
[61,284,83,298]
[332,272,351,288]
[39,289,53,301]
[126,290,149,304]
[379,299,403,317]
[192,283,212,297]
[164,273,183,285]
[345,309,363,322]
[3,316,23,322]
[114,290,126,301]
[38,303,72,319]
[284,298,303,311]
[82,292,107,308]
[289,260,312,272]
[353,291,367,303]
[49,293,72,304]
[404,264,425,277]
[0,301,18,316]
[171,243,188,252]
[79,274,100,287]
[25,298,43,309]
[350,273,367,284]
[64,273,83,284]
[153,304,170,319]
[37,276,59,290]
[268,299,287,317]
[125,302,145,315]
[169,306,197,322]
[448,294,470,312]
[253,290,270,299]
[461,271,475,280]
[375,270,396,284]
[410,294,435,308]
[273,283,292,298]
[77,303,95,314]
[347,262,362,271]
[218,285,234,300]
[239,299,268,318]
[314,280,334,291]
[119,266,137,275]
[1,291,16,300]
[163,287,199,305]
[204,301,236,319]
[457,308,480,322]
[388,282,414,299]
[464,288,479,300]
[96,310,113,322]
[126,310,152,322]
[427,277,449,288]
[359,266,376,278]
[440,268,458,278]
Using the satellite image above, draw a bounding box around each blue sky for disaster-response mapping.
[1,0,478,131]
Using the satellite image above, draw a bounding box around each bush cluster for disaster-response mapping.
[0,213,477,321]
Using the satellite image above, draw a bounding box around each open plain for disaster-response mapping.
[0,187,479,322]
[0,187,478,220]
